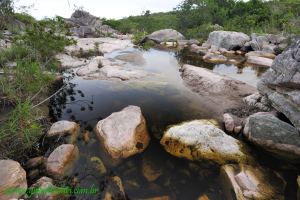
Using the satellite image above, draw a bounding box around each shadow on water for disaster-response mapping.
[49,47,296,199]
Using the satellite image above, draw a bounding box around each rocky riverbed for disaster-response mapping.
[1,11,299,200]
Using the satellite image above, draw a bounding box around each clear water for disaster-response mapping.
[49,47,297,200]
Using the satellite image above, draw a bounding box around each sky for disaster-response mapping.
[14,0,183,20]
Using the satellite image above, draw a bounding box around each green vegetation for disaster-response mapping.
[103,0,300,40]
[0,1,74,160]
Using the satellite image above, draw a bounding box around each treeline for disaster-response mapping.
[104,0,300,40]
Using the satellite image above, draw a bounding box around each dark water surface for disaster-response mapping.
[49,48,295,199]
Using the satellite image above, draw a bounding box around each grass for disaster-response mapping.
[0,100,43,160]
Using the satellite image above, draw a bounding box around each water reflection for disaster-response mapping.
[49,47,268,200]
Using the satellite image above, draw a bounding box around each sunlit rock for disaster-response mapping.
[142,29,185,43]
[245,51,276,59]
[220,164,286,200]
[0,160,27,200]
[160,120,250,164]
[56,53,87,69]
[246,56,273,67]
[46,144,79,178]
[47,120,79,143]
[95,106,150,164]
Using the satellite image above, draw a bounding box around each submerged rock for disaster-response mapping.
[25,156,45,170]
[258,40,300,132]
[102,176,126,200]
[142,157,162,182]
[206,31,250,50]
[95,106,150,163]
[143,29,185,43]
[160,120,250,164]
[0,160,27,200]
[46,144,79,178]
[203,53,227,63]
[115,51,146,66]
[220,164,286,200]
[244,113,300,161]
[141,196,170,200]
[246,56,273,67]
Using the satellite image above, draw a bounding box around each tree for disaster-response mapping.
[0,0,14,29]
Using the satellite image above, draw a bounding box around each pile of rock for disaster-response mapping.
[189,31,288,67]
[65,10,117,38]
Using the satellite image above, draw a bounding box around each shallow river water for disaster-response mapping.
[49,47,298,200]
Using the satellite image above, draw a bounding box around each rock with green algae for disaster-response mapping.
[90,156,107,175]
[160,119,251,164]
[220,164,286,200]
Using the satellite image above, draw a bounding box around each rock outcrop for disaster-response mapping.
[205,31,250,51]
[220,164,286,200]
[160,120,250,164]
[46,144,79,178]
[65,10,117,38]
[0,160,27,200]
[257,40,300,132]
[142,29,185,43]
[244,113,300,161]
[95,106,150,164]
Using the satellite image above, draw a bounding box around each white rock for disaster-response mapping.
[0,160,27,200]
[246,56,273,67]
[95,106,150,163]
[46,144,79,178]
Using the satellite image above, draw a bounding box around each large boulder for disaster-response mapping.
[143,29,185,43]
[95,106,150,164]
[220,164,286,200]
[160,120,250,164]
[206,31,250,51]
[0,160,27,200]
[181,64,256,109]
[243,113,300,161]
[65,10,117,38]
[46,144,79,178]
[257,40,300,132]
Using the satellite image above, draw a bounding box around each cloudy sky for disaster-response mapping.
[15,0,183,19]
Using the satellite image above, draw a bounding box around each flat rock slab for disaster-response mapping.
[65,37,133,56]
[220,164,286,200]
[95,106,150,163]
[56,53,87,69]
[246,56,273,67]
[244,113,300,161]
[115,51,146,66]
[0,160,27,200]
[181,64,256,110]
[160,120,250,164]
[46,144,79,178]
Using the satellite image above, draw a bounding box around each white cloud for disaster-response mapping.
[14,0,183,19]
